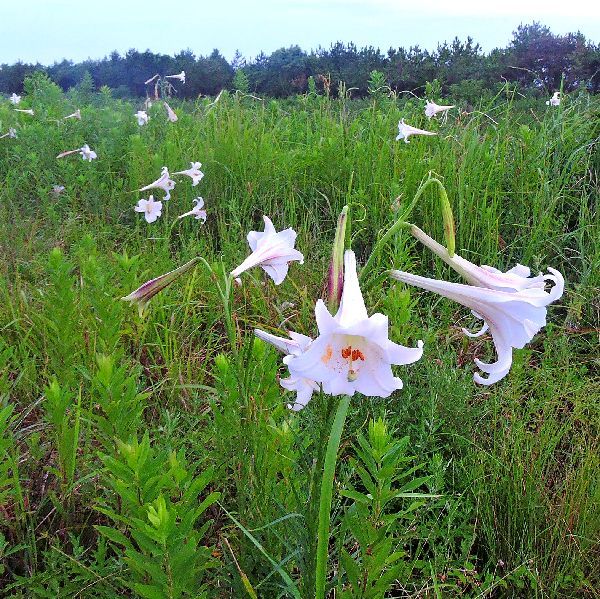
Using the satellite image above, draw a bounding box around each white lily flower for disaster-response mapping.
[14,108,34,115]
[389,268,564,385]
[79,144,97,161]
[138,167,176,201]
[173,161,204,186]
[425,100,454,119]
[10,93,21,104]
[135,110,149,126]
[165,70,185,84]
[178,197,207,222]
[134,194,163,223]
[231,215,304,285]
[0,128,17,139]
[546,92,561,106]
[255,329,320,410]
[144,74,160,85]
[410,225,549,293]
[51,185,66,196]
[64,109,81,120]
[288,250,424,398]
[395,119,436,143]
[164,101,178,122]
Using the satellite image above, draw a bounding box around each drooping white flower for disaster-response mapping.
[138,167,176,201]
[165,70,185,84]
[425,100,454,119]
[173,161,204,186]
[546,92,561,106]
[178,197,207,222]
[164,101,178,122]
[0,127,17,139]
[14,108,34,115]
[410,225,549,293]
[135,110,149,126]
[395,119,436,143]
[79,144,97,161]
[389,268,564,385]
[255,329,319,410]
[10,93,21,105]
[144,74,160,85]
[134,195,163,223]
[64,109,81,120]
[289,250,424,398]
[231,216,304,285]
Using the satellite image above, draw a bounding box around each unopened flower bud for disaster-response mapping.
[121,257,199,317]
[327,205,348,312]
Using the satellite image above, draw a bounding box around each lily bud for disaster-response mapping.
[121,257,199,317]
[327,205,348,313]
[438,183,455,257]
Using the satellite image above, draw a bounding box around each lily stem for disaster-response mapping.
[315,394,351,599]
[359,173,455,282]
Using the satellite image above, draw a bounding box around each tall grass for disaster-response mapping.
[0,76,598,597]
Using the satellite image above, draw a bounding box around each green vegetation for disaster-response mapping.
[0,73,598,597]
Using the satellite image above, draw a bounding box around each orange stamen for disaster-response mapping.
[351,349,365,362]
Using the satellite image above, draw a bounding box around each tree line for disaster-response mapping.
[1,23,598,100]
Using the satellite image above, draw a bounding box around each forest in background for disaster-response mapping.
[1,23,599,100]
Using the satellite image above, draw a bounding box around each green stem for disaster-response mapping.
[315,395,351,599]
[359,174,455,282]
[359,218,411,283]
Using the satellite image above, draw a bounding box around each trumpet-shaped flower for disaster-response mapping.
[135,110,149,126]
[14,108,34,115]
[79,144,97,161]
[173,161,204,186]
[546,92,560,106]
[425,100,454,118]
[144,74,159,85]
[389,268,564,385]
[166,70,185,83]
[255,329,320,410]
[138,167,175,201]
[395,119,436,143]
[57,144,97,161]
[178,197,207,222]
[164,101,178,122]
[10,93,21,104]
[134,195,163,223]
[122,257,199,317]
[288,250,424,398]
[0,128,17,139]
[410,225,549,293]
[64,109,81,120]
[231,216,304,285]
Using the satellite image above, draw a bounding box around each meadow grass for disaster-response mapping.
[0,78,598,597]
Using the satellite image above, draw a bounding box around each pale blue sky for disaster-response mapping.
[2,0,598,65]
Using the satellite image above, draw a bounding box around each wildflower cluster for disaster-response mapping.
[2,86,565,412]
[134,162,206,223]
